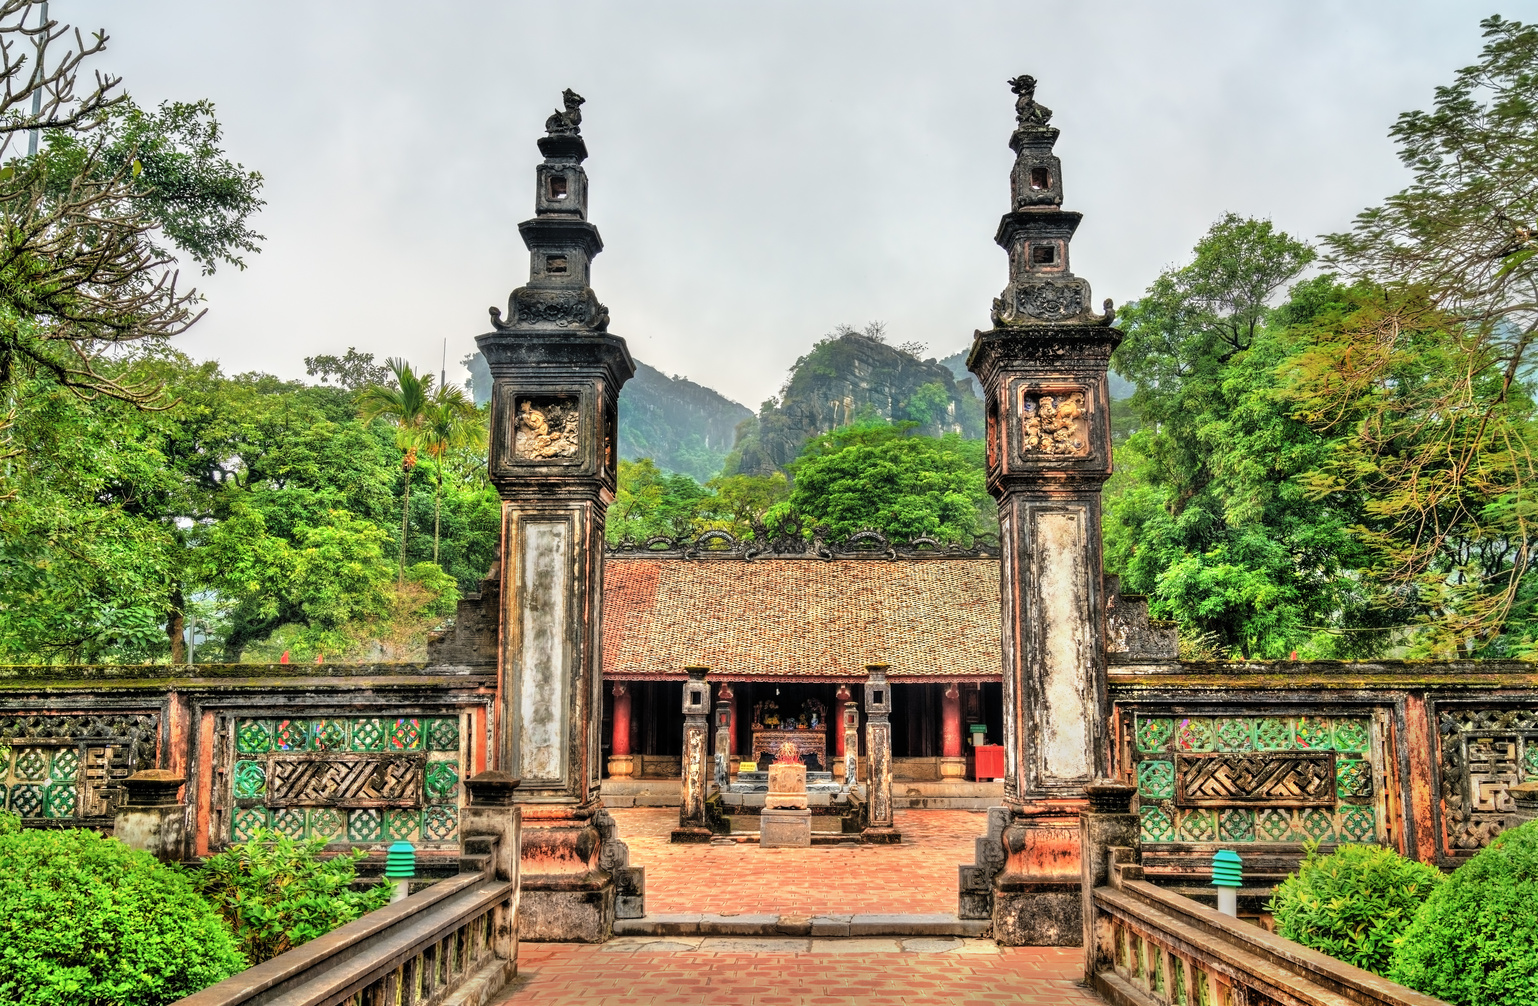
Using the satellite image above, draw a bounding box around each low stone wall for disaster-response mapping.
[0,663,495,859]
[1109,658,1538,887]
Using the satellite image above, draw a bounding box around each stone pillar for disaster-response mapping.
[113,770,186,863]
[478,90,637,943]
[940,683,966,781]
[1079,781,1138,981]
[842,701,859,790]
[673,666,713,843]
[714,702,732,790]
[961,75,1121,946]
[862,664,900,843]
[608,683,634,779]
[461,772,524,964]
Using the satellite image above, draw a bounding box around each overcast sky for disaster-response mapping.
[69,1,1529,408]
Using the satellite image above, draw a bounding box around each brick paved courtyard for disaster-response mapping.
[496,940,1101,1006]
[608,807,982,916]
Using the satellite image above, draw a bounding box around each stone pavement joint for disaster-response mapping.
[495,941,1104,1005]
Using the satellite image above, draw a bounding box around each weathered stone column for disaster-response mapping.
[862,664,900,843]
[608,683,634,779]
[940,683,966,781]
[961,75,1122,946]
[714,700,732,790]
[478,89,637,942]
[673,666,713,843]
[842,700,859,789]
[461,772,524,964]
[113,770,186,863]
[1079,781,1138,981]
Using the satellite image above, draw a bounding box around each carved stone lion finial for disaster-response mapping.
[1007,74,1052,129]
[545,88,585,136]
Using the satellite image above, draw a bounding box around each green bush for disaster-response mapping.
[0,828,244,1006]
[1268,841,1443,974]
[1389,819,1538,1004]
[197,828,393,963]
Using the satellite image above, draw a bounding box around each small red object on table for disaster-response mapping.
[973,744,1004,782]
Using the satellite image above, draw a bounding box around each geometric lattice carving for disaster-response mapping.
[1131,712,1378,845]
[228,714,469,847]
[1336,759,1373,798]
[1175,753,1336,807]
[1437,706,1538,853]
[267,756,421,808]
[1175,719,1215,753]
[0,713,157,822]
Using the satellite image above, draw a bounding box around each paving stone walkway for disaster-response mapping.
[496,940,1103,1006]
[608,807,981,916]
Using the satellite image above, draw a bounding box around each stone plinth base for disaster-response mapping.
[861,826,902,844]
[939,757,967,781]
[607,755,635,778]
[993,885,1081,946]
[670,826,713,844]
[760,808,812,847]
[518,879,616,943]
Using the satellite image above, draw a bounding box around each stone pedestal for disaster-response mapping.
[760,807,813,847]
[112,770,186,863]
[940,757,968,781]
[767,761,808,809]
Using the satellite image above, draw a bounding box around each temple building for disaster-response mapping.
[596,533,1007,790]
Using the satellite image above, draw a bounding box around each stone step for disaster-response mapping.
[613,912,992,938]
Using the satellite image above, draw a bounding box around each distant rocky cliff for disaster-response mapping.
[463,351,751,481]
[727,330,984,476]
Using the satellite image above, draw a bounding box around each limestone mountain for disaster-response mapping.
[463,351,751,481]
[725,326,985,477]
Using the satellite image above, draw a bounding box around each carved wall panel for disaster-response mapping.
[1017,388,1088,456]
[0,713,157,822]
[1131,713,1381,845]
[230,715,465,847]
[513,396,580,461]
[1436,706,1538,854]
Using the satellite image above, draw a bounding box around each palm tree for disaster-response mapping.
[357,358,433,584]
[420,385,486,563]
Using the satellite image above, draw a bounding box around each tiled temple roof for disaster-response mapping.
[602,557,1003,682]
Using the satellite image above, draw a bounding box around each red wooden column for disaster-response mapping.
[941,683,965,781]
[717,681,736,754]
[608,683,634,778]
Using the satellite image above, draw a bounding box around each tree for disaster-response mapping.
[1106,219,1381,658]
[357,358,435,585]
[783,421,993,543]
[606,459,713,544]
[419,387,486,564]
[304,347,391,392]
[1302,15,1538,655]
[0,2,262,423]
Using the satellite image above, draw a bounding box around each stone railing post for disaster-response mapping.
[862,663,900,843]
[113,770,186,863]
[462,771,523,883]
[1080,780,1139,982]
[672,665,712,842]
[462,770,523,964]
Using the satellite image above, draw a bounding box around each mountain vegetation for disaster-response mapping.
[725,323,983,476]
